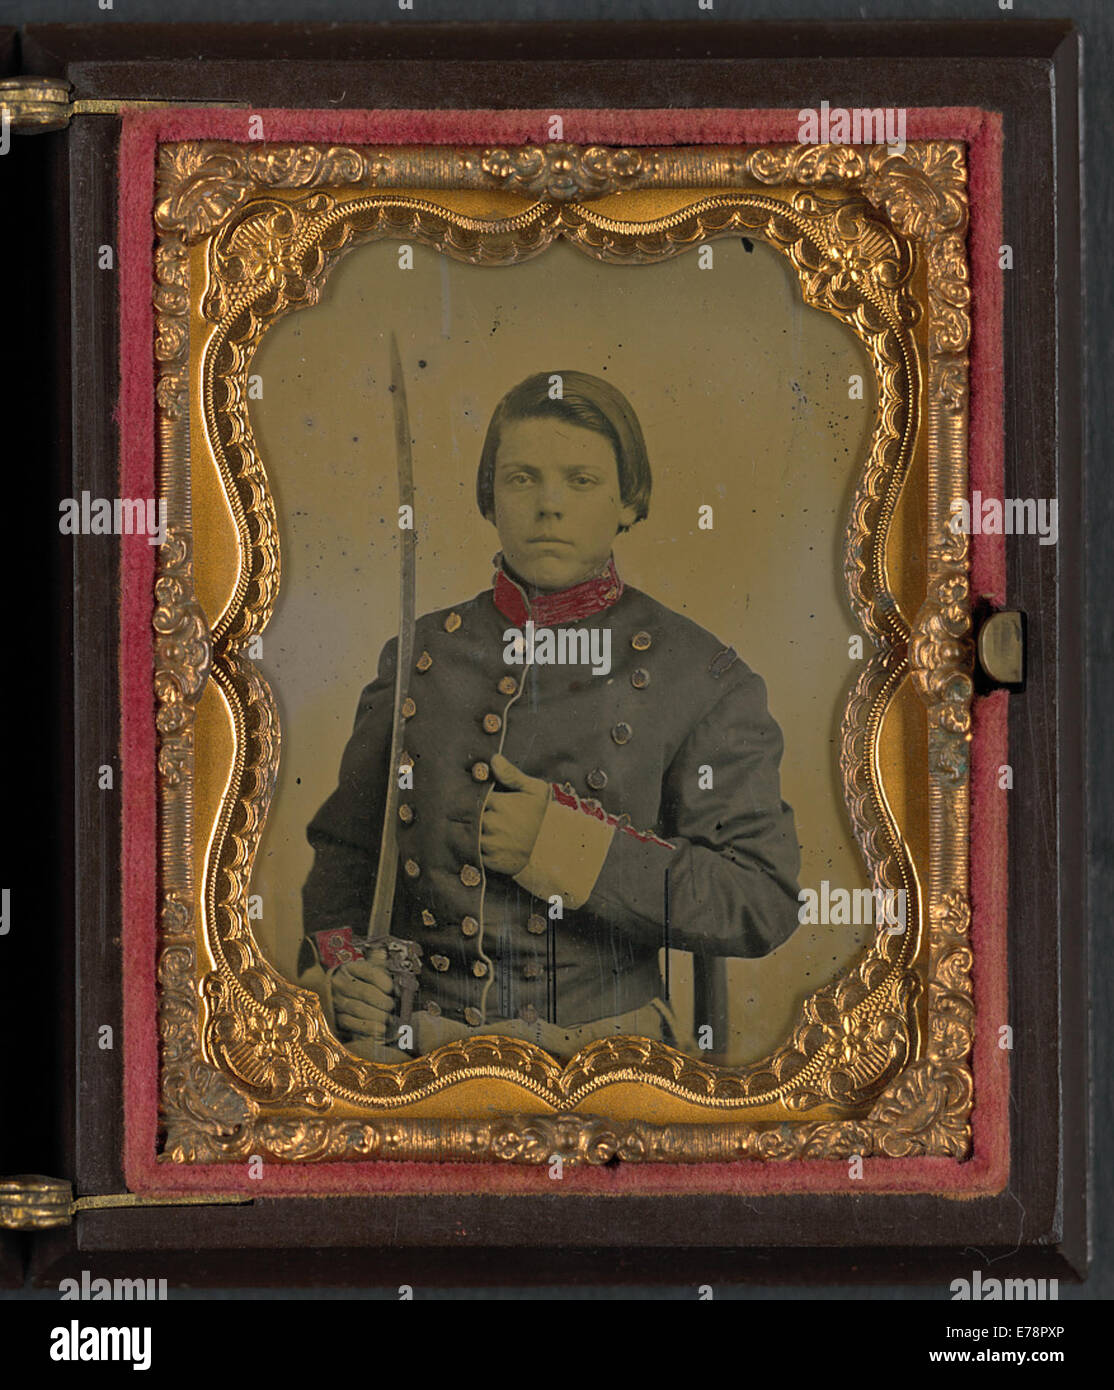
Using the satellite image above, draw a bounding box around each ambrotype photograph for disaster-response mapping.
[245,230,875,1067]
[301,362,804,1064]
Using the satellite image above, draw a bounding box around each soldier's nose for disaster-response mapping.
[537,486,566,513]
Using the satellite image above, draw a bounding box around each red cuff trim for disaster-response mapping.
[313,927,364,969]
[550,783,675,851]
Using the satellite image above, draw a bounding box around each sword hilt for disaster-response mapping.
[365,933,422,1032]
[313,928,422,1043]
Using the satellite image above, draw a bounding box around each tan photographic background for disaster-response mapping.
[246,230,876,1065]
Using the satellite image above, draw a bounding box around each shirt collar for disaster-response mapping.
[492,554,624,628]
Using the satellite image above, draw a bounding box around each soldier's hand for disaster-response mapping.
[331,946,396,1042]
[481,754,551,874]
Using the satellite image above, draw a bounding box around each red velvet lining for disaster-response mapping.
[120,107,1006,1198]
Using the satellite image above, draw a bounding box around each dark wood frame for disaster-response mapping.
[0,18,1086,1289]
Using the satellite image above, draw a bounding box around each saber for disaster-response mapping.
[366,331,417,941]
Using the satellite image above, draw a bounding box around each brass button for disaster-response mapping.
[522,963,541,981]
[398,750,413,773]
[424,1001,441,1017]
[519,1004,538,1023]
[526,914,546,935]
[611,722,632,745]
[404,858,421,878]
[586,768,608,791]
[421,910,436,928]
[461,916,479,937]
[398,803,415,824]
[416,650,432,672]
[632,631,652,651]
[464,1007,483,1026]
[401,697,416,718]
[472,961,488,978]
[498,675,518,696]
[631,668,650,689]
[482,713,502,734]
[430,954,450,972]
[460,864,482,887]
[471,761,490,782]
[444,612,462,632]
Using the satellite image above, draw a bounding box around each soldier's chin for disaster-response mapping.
[512,551,588,591]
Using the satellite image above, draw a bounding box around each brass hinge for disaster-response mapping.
[0,1175,250,1229]
[0,77,249,132]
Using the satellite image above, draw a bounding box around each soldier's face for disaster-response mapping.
[491,417,637,591]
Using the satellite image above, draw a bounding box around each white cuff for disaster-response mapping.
[512,797,615,910]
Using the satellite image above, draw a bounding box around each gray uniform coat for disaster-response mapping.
[302,573,801,1031]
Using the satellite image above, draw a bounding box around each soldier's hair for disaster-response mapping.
[476,371,652,530]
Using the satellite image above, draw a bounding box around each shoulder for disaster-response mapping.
[617,590,782,756]
[376,589,498,659]
[615,587,777,743]
[363,589,494,692]
[618,586,755,687]
[413,589,497,636]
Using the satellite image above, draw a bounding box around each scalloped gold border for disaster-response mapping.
[154,143,971,1163]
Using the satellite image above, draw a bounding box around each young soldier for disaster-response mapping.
[301,371,801,1060]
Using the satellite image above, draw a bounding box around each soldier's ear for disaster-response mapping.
[616,503,638,532]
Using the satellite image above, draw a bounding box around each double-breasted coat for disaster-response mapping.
[301,561,801,1041]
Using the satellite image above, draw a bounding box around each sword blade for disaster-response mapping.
[367,331,417,939]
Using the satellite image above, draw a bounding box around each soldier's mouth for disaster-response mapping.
[528,536,573,545]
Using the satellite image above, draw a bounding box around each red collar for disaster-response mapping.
[492,556,624,627]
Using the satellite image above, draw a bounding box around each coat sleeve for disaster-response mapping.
[300,640,397,949]
[585,662,801,959]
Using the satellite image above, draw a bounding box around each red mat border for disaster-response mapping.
[118,106,1007,1198]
